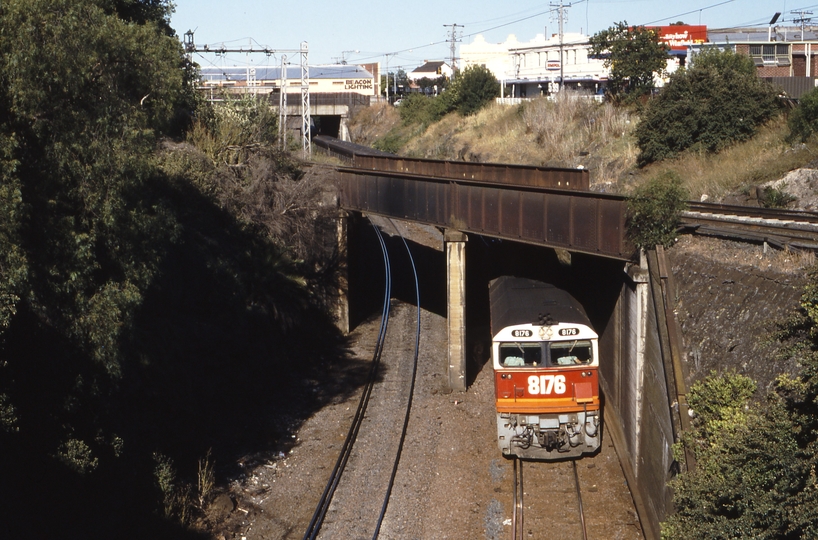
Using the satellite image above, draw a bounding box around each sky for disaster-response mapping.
[170,0,806,72]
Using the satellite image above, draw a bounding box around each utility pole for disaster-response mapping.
[279,55,288,150]
[444,24,463,71]
[385,54,390,103]
[550,1,570,92]
[794,10,813,38]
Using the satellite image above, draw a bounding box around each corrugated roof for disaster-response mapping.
[489,276,592,337]
[198,64,373,82]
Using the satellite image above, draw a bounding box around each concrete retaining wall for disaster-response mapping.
[598,252,681,540]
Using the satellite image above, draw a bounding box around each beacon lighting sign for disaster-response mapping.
[344,79,373,90]
[649,25,707,50]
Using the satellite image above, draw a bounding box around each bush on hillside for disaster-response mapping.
[398,92,454,127]
[391,65,499,133]
[636,48,782,166]
[626,171,688,250]
[788,86,818,142]
[453,65,500,116]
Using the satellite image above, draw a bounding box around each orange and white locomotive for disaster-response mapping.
[490,276,601,460]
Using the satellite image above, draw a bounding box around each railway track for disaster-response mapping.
[683,202,818,251]
[511,458,588,540]
[303,218,421,540]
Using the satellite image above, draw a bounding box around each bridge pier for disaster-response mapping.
[339,115,350,142]
[335,211,350,334]
[445,230,468,392]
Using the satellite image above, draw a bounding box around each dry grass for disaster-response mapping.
[629,120,818,199]
[347,102,401,146]
[398,93,639,188]
[355,95,818,201]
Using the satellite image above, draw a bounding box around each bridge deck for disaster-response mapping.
[338,168,635,261]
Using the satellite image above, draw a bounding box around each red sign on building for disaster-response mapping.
[649,25,708,50]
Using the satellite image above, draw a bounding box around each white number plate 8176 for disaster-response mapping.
[528,374,566,395]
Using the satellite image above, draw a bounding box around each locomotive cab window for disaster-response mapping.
[550,340,593,366]
[499,343,542,367]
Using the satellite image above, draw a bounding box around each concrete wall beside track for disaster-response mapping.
[598,251,686,540]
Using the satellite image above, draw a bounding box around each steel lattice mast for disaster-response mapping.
[183,31,311,156]
[300,42,311,157]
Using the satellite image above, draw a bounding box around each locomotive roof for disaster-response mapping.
[489,276,592,337]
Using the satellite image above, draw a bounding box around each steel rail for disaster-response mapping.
[512,458,524,540]
[681,210,818,250]
[302,219,393,540]
[572,461,588,540]
[687,201,818,223]
[372,219,422,539]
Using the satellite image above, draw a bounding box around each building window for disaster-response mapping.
[750,44,790,66]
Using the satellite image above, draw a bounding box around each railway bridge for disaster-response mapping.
[326,145,690,539]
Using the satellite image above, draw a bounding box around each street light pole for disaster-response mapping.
[385,53,391,103]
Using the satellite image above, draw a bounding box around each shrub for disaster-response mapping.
[760,183,797,208]
[453,65,500,116]
[188,95,278,164]
[788,86,818,142]
[626,171,688,250]
[636,48,782,165]
[372,131,407,153]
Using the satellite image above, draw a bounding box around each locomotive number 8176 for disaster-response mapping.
[489,276,601,460]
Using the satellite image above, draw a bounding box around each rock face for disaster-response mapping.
[765,167,818,212]
[668,236,808,393]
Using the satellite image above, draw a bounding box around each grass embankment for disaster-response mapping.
[348,96,818,200]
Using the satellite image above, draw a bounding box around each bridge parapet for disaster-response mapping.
[353,155,589,190]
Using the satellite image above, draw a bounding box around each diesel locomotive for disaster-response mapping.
[490,276,601,460]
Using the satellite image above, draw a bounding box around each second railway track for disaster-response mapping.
[683,202,818,250]
[304,219,421,540]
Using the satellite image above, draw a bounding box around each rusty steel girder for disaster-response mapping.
[338,168,635,261]
[352,155,589,190]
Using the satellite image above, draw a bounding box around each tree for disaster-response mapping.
[788,86,818,142]
[635,47,781,165]
[0,0,191,480]
[415,75,449,95]
[0,0,192,370]
[626,172,688,250]
[382,68,409,96]
[452,64,500,116]
[589,22,670,98]
[105,0,175,33]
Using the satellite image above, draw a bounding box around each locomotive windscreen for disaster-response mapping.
[489,276,592,337]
